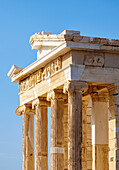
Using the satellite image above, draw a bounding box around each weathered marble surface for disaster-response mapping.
[8,30,119,170]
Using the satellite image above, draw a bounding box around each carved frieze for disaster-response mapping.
[19,57,62,92]
[84,55,104,66]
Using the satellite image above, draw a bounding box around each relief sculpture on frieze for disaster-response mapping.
[19,57,62,92]
[84,55,104,66]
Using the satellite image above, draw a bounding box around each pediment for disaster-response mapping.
[8,65,24,80]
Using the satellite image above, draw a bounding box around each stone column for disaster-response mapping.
[108,85,115,170]
[91,93,109,170]
[82,100,88,170]
[108,84,119,170]
[64,104,68,170]
[64,81,88,170]
[114,84,119,170]
[86,98,92,170]
[32,98,49,170]
[16,104,34,170]
[47,90,67,170]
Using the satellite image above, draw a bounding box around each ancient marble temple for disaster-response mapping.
[8,30,119,170]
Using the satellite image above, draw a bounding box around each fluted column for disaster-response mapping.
[108,84,119,170]
[47,90,67,170]
[113,84,119,170]
[91,93,109,170]
[32,98,49,170]
[16,104,34,170]
[64,81,88,170]
[64,104,68,170]
[82,100,88,170]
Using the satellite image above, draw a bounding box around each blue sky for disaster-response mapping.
[0,0,119,169]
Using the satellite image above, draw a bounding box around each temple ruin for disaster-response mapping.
[8,30,119,170]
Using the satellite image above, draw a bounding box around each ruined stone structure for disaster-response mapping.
[8,30,119,170]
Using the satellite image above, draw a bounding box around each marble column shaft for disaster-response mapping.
[47,90,66,170]
[108,84,119,170]
[115,85,119,170]
[82,101,88,170]
[64,81,88,170]
[32,98,48,170]
[16,104,34,170]
[64,104,68,170]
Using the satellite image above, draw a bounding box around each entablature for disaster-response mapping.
[8,30,119,83]
[8,30,119,106]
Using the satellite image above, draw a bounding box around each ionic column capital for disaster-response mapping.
[47,90,67,101]
[16,104,34,116]
[63,81,88,94]
[32,97,50,109]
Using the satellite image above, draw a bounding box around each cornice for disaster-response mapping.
[8,30,119,83]
[7,64,24,79]
[9,42,68,83]
[30,30,119,50]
